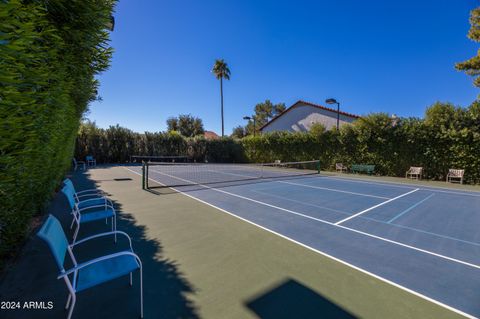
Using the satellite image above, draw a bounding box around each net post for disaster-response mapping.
[316,160,321,174]
[142,161,146,190]
[146,161,149,189]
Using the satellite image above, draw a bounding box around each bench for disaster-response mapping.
[446,169,464,184]
[351,164,375,175]
[406,166,423,180]
[335,163,348,173]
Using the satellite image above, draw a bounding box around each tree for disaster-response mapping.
[166,117,179,132]
[456,7,480,87]
[166,114,204,137]
[212,59,231,137]
[245,100,286,135]
[231,126,246,139]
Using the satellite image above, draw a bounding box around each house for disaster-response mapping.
[204,130,219,139]
[259,100,360,133]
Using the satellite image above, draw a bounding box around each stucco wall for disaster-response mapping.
[261,103,357,133]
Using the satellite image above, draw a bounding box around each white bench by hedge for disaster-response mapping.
[336,163,348,173]
[446,169,464,184]
[406,166,423,180]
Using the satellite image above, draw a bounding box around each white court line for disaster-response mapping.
[123,167,477,319]
[326,175,480,197]
[205,169,390,200]
[151,169,335,224]
[126,166,477,318]
[252,188,352,217]
[278,180,390,199]
[145,167,480,270]
[334,189,420,225]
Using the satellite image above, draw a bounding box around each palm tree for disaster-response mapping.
[212,59,231,137]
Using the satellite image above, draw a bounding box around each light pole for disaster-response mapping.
[391,114,399,127]
[325,98,340,130]
[243,116,256,136]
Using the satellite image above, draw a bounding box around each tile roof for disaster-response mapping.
[204,130,219,139]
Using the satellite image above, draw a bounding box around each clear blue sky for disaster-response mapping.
[88,0,479,134]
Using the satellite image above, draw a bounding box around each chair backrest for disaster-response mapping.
[409,167,423,174]
[72,158,78,166]
[63,178,75,192]
[61,184,77,209]
[37,215,69,271]
[449,169,464,177]
[86,155,94,161]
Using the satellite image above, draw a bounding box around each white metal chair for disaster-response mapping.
[86,155,96,167]
[406,166,423,180]
[72,158,86,171]
[446,169,464,184]
[37,215,143,319]
[335,163,348,173]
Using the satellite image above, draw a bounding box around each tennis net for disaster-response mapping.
[142,160,320,189]
[130,155,189,163]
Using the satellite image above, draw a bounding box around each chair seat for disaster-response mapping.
[80,208,115,224]
[76,254,140,292]
[77,198,107,210]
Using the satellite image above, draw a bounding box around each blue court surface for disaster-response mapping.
[127,164,480,318]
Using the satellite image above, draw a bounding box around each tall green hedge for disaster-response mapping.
[0,0,116,262]
[75,101,480,184]
[75,122,246,164]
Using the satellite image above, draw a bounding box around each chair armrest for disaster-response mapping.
[77,194,112,205]
[77,197,113,207]
[76,189,105,196]
[71,231,133,250]
[76,193,105,200]
[76,203,115,213]
[58,251,141,279]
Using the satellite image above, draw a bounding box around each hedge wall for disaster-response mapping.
[75,122,247,164]
[75,101,480,184]
[0,0,116,263]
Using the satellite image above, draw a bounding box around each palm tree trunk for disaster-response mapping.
[220,77,224,137]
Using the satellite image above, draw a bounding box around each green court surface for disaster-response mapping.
[0,166,471,318]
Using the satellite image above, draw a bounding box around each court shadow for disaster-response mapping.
[0,171,199,319]
[245,279,357,319]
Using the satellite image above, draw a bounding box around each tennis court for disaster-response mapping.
[125,161,480,318]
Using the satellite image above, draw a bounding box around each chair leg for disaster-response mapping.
[65,294,72,309]
[140,267,144,318]
[114,216,117,243]
[72,225,79,245]
[67,295,76,319]
[130,272,133,286]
